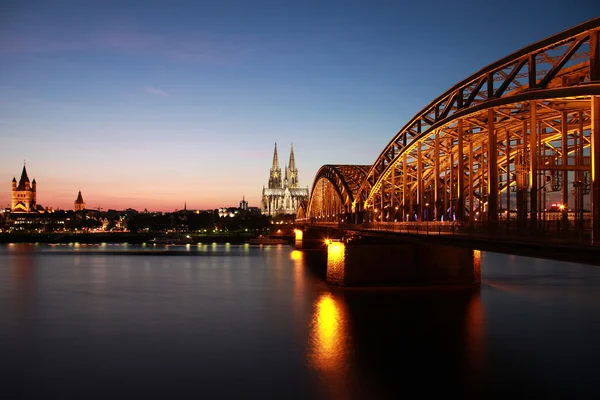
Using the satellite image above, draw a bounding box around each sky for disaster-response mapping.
[0,0,598,211]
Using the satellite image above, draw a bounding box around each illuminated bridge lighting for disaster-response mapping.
[296,18,600,246]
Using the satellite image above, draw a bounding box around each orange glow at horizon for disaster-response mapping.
[0,187,259,212]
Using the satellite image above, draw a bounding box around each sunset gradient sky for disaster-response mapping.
[1,0,597,211]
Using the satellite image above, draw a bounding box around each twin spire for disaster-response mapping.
[271,142,296,171]
[269,143,298,189]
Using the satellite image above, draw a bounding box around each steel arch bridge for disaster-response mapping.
[299,17,600,243]
[300,165,370,222]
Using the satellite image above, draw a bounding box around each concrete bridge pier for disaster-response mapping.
[325,239,481,287]
[294,228,340,250]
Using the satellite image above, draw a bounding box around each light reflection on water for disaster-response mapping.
[0,244,600,398]
[308,292,351,399]
[310,293,349,370]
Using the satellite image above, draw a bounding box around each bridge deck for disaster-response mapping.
[298,222,600,266]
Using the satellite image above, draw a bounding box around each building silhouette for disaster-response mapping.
[261,143,309,216]
[239,196,248,211]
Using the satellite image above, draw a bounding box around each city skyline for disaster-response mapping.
[1,1,597,211]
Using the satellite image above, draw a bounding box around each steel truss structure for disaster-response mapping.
[302,18,600,243]
[302,165,370,221]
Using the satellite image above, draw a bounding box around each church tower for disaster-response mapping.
[74,191,85,211]
[11,164,37,213]
[268,143,282,189]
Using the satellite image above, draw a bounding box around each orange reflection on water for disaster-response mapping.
[465,291,485,371]
[473,250,481,283]
[308,292,351,399]
[9,245,35,280]
[290,250,303,261]
[291,250,305,314]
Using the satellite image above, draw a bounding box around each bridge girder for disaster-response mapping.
[303,165,370,221]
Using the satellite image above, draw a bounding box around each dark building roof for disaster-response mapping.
[16,165,31,191]
[75,191,85,204]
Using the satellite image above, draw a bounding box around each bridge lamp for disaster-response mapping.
[559,204,566,211]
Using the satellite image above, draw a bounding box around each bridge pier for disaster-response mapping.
[325,239,480,287]
[295,227,339,250]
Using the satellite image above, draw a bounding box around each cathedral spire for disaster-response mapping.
[268,142,282,189]
[287,143,299,188]
[288,143,296,171]
[272,142,279,170]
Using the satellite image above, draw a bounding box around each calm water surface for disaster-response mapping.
[1,243,600,398]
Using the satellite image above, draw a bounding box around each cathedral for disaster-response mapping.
[261,143,309,216]
[11,164,41,213]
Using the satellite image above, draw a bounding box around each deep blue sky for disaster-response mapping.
[1,0,598,210]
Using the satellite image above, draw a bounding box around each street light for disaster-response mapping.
[559,203,568,233]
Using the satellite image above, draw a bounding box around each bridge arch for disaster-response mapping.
[301,165,370,222]
[356,17,600,226]
[296,200,308,220]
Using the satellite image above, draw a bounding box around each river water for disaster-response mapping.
[1,243,599,398]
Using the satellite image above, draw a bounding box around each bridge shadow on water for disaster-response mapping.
[302,249,597,398]
[302,248,484,398]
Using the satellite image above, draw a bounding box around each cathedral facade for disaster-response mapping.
[261,143,309,216]
[11,165,38,213]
